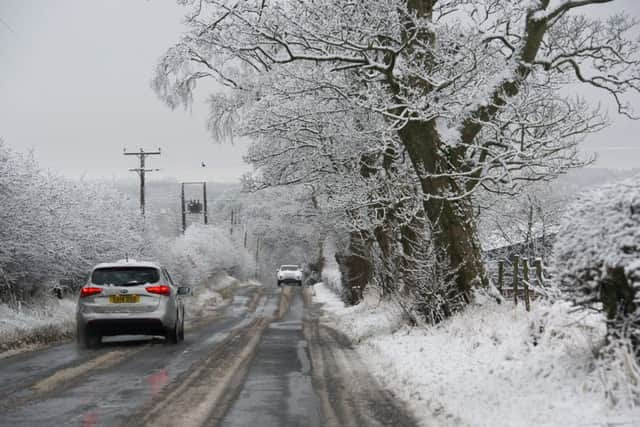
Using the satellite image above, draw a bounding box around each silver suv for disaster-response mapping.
[76,259,190,348]
[276,265,303,287]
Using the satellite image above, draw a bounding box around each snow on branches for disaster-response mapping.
[153,0,638,195]
[154,0,640,307]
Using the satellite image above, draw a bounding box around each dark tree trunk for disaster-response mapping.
[600,267,640,358]
[373,224,397,295]
[398,120,488,301]
[338,231,374,305]
[398,215,422,295]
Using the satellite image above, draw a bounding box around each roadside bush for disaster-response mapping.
[157,223,253,287]
[554,174,640,360]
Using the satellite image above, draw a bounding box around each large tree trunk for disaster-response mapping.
[373,223,398,295]
[338,231,374,305]
[398,120,487,301]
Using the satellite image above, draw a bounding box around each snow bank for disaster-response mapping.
[184,272,243,320]
[314,283,405,343]
[0,297,76,353]
[314,284,640,426]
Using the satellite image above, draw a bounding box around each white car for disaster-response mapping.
[276,265,303,287]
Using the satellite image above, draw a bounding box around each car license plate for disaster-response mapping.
[109,294,140,304]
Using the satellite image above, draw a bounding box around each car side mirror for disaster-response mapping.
[177,287,191,296]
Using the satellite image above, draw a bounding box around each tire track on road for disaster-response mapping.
[303,287,420,427]
[30,347,143,394]
[135,286,294,427]
[133,317,270,427]
[0,345,147,412]
[0,285,266,426]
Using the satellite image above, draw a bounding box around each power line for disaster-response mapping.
[124,147,161,216]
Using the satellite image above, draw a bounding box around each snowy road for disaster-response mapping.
[0,285,417,427]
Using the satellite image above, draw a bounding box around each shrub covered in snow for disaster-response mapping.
[554,174,640,359]
[157,223,252,288]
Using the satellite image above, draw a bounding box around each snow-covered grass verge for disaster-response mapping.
[0,297,76,355]
[314,283,640,427]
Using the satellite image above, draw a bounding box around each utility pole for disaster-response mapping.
[203,182,208,225]
[124,148,161,216]
[181,184,186,233]
[229,208,238,236]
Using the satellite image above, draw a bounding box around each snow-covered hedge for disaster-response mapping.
[0,142,147,302]
[157,223,253,288]
[554,174,640,357]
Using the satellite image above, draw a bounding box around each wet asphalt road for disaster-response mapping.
[0,285,418,427]
[219,288,322,427]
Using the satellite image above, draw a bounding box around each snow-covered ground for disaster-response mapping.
[0,297,76,355]
[313,283,640,427]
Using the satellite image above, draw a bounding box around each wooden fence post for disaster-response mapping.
[513,255,519,306]
[535,258,543,288]
[523,259,531,312]
[498,260,504,295]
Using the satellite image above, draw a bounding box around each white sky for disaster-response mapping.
[0,0,250,182]
[0,0,639,182]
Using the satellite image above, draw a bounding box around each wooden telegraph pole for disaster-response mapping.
[124,148,161,216]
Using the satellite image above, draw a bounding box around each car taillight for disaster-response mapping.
[80,287,102,298]
[146,285,171,296]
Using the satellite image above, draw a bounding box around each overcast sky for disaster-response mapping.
[1,0,639,183]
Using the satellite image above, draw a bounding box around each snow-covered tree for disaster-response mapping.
[478,182,566,253]
[154,0,639,306]
[554,174,640,358]
[231,185,324,280]
[240,87,426,299]
[158,223,253,286]
[0,141,147,301]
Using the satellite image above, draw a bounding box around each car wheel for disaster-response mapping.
[78,325,100,349]
[178,317,185,342]
[166,318,180,344]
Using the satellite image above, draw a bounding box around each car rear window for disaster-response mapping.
[281,266,299,271]
[91,267,160,286]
